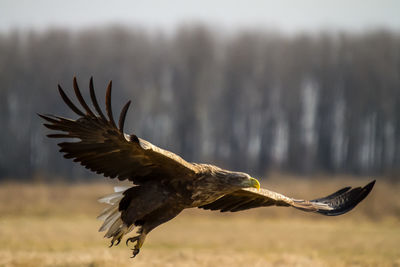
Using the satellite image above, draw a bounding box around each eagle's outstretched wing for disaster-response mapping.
[39,77,198,184]
[199,180,375,216]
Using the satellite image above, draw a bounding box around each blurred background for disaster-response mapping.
[0,1,400,266]
[1,0,400,181]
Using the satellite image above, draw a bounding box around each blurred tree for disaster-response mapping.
[0,26,399,181]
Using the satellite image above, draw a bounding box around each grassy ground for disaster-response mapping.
[0,176,399,266]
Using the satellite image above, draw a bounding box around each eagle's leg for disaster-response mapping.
[126,228,147,258]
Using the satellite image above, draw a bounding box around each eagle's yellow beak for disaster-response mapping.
[249,177,261,191]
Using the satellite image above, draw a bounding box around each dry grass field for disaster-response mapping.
[0,175,399,267]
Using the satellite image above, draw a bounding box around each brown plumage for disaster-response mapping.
[39,77,375,258]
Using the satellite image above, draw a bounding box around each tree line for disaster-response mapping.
[0,26,399,181]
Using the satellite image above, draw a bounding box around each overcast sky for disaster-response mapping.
[1,0,400,33]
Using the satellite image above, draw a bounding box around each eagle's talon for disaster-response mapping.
[126,234,145,258]
[126,236,140,247]
[131,248,140,258]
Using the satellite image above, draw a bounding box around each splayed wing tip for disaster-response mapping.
[365,180,376,192]
[313,180,375,216]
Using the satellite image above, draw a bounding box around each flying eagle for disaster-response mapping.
[39,77,375,258]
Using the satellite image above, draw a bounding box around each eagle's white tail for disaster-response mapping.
[97,186,134,246]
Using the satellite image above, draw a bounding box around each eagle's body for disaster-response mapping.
[40,77,375,258]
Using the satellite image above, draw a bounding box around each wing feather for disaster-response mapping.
[105,81,117,128]
[89,77,107,120]
[58,85,85,116]
[39,77,198,184]
[199,180,375,216]
[73,76,95,116]
[118,101,131,132]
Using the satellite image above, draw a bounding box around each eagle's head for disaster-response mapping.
[229,171,260,190]
[213,168,260,191]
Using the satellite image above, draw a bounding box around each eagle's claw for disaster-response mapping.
[126,233,146,258]
[126,236,139,246]
[131,248,140,258]
[126,235,141,258]
[109,236,122,247]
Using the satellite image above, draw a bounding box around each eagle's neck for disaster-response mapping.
[187,164,243,207]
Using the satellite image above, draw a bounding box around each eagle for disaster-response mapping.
[39,77,375,258]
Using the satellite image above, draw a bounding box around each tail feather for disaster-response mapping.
[97,205,118,221]
[97,186,134,246]
[113,186,130,193]
[105,218,124,238]
[99,209,120,232]
[98,191,125,205]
